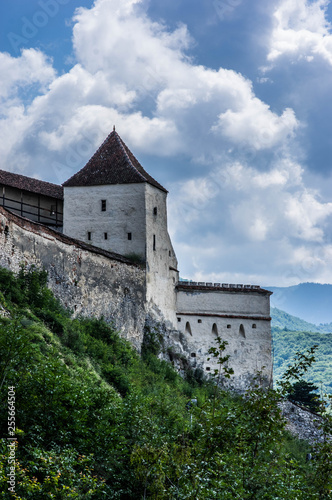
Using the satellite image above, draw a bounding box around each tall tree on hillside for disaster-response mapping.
[287,380,320,412]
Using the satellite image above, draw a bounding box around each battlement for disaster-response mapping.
[177,281,272,294]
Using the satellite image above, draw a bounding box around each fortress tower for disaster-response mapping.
[0,127,272,391]
[62,128,272,389]
[63,129,179,326]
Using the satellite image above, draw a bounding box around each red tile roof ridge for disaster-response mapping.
[114,131,147,183]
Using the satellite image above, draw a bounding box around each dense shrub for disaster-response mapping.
[0,266,331,499]
[287,380,320,412]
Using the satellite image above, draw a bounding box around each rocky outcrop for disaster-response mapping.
[280,400,324,444]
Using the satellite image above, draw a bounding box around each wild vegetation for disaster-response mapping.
[273,327,332,395]
[0,266,331,499]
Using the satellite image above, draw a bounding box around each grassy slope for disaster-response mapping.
[0,266,331,498]
[0,266,213,498]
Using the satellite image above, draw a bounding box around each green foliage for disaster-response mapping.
[124,252,145,265]
[0,266,331,499]
[287,380,320,412]
[278,345,319,395]
[141,324,163,359]
[272,307,332,333]
[278,346,321,412]
[312,395,332,498]
[0,442,112,498]
[207,335,234,381]
[273,328,332,395]
[0,265,50,311]
[0,318,34,392]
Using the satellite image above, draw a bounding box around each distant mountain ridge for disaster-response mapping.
[271,307,332,333]
[268,282,332,325]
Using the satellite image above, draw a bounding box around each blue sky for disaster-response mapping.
[1,0,332,287]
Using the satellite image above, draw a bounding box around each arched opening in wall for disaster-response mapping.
[212,323,218,336]
[185,321,192,336]
[239,324,246,338]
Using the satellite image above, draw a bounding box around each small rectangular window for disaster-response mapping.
[252,324,257,329]
[227,324,231,329]
[101,200,106,211]
[153,234,156,251]
[153,207,157,215]
[104,232,108,240]
[88,232,92,241]
[128,232,132,240]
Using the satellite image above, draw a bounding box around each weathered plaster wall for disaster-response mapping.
[0,206,274,392]
[63,184,147,258]
[145,183,178,328]
[177,288,270,316]
[0,207,146,349]
[176,285,273,392]
[63,182,179,328]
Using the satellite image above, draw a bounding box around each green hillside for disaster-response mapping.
[272,307,332,333]
[0,266,331,498]
[272,328,332,395]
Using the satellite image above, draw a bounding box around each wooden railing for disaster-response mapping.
[0,196,63,228]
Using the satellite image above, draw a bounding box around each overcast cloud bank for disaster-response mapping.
[1,0,332,286]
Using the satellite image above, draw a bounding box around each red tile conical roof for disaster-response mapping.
[62,130,167,192]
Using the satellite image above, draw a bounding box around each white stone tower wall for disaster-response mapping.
[63,182,180,328]
[145,183,178,327]
[63,184,147,258]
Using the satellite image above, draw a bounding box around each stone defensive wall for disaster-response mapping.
[0,207,146,349]
[176,281,273,392]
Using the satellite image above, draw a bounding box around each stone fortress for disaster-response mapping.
[0,128,272,392]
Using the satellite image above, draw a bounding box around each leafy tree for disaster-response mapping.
[1,265,332,498]
[311,394,332,498]
[0,318,33,393]
[278,345,319,395]
[287,380,320,412]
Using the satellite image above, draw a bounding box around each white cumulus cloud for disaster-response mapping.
[267,0,332,65]
[0,0,300,180]
[2,0,332,285]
